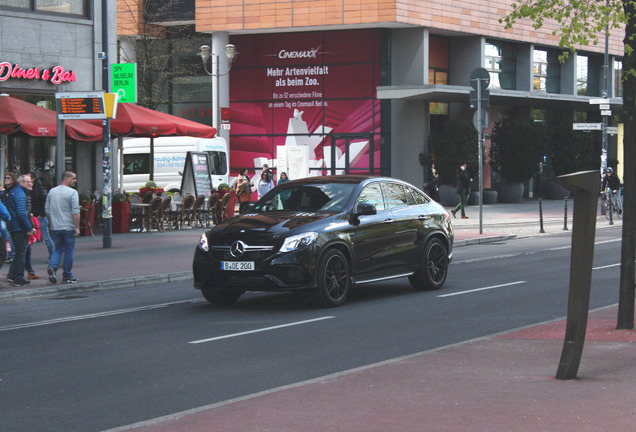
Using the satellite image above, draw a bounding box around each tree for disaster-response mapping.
[117,0,203,110]
[427,120,478,185]
[502,0,635,329]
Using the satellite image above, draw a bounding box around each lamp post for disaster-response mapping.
[199,43,238,132]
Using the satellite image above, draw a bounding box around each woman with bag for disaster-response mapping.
[236,168,254,214]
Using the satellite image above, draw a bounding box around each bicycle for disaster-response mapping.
[601,188,623,220]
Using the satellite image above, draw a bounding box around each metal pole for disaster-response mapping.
[601,0,609,175]
[609,195,614,225]
[539,198,545,233]
[563,197,569,231]
[477,79,483,234]
[102,0,112,249]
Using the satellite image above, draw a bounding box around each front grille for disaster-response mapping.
[209,243,275,261]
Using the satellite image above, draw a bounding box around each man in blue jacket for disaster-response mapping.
[0,198,10,269]
[7,174,36,286]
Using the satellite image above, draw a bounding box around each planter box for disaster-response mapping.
[438,184,459,207]
[112,201,131,234]
[468,190,498,205]
[139,187,164,197]
[80,204,95,236]
[495,181,525,203]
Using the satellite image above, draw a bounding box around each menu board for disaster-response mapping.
[55,92,106,119]
[180,151,214,197]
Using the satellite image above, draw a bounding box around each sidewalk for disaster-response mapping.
[4,198,634,432]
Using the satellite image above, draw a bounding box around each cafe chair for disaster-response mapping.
[79,198,96,237]
[142,190,154,204]
[129,193,144,232]
[206,193,219,227]
[143,197,163,233]
[192,195,206,229]
[160,195,172,232]
[178,194,195,229]
[218,192,231,224]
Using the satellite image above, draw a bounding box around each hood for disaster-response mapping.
[210,211,337,238]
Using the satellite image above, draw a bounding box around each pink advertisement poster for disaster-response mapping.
[229,29,382,178]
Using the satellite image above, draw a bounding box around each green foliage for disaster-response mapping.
[144,181,157,188]
[113,192,130,203]
[489,118,548,182]
[79,193,92,205]
[500,0,624,59]
[428,120,479,185]
[548,121,598,176]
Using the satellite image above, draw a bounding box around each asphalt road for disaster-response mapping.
[0,227,623,432]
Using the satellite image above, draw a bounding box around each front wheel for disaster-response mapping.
[201,286,243,306]
[409,238,449,291]
[315,249,351,307]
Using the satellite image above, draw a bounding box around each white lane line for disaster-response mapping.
[593,263,620,270]
[437,281,526,298]
[0,299,203,332]
[188,316,335,345]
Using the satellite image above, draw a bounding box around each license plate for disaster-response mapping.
[221,261,254,271]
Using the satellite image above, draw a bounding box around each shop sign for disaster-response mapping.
[55,92,105,120]
[0,62,76,85]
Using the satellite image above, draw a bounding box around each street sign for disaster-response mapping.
[469,89,490,109]
[55,92,105,119]
[589,98,607,104]
[599,104,610,110]
[573,123,602,130]
[607,126,618,135]
[473,110,488,131]
[601,110,612,116]
[470,68,490,89]
[111,63,137,103]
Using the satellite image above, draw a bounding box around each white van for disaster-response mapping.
[121,136,229,192]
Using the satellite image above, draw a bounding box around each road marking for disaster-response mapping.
[188,316,335,344]
[0,299,204,332]
[437,281,526,298]
[593,263,620,270]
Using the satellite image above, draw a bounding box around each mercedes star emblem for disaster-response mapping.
[230,240,246,258]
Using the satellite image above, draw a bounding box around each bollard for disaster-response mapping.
[608,196,614,225]
[563,197,568,231]
[539,198,545,233]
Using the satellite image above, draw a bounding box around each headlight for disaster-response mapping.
[198,233,209,251]
[280,232,319,252]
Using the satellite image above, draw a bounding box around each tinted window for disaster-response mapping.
[356,183,385,211]
[253,182,355,213]
[207,151,227,175]
[123,153,150,175]
[383,183,409,209]
[409,186,430,205]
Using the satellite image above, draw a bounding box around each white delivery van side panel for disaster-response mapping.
[122,136,228,193]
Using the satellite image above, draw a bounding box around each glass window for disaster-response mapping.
[0,0,30,8]
[533,48,560,93]
[1,0,86,15]
[614,60,623,98]
[356,183,385,211]
[123,154,150,175]
[408,186,429,205]
[577,55,589,96]
[485,40,515,90]
[428,69,448,115]
[383,183,408,209]
[207,151,227,175]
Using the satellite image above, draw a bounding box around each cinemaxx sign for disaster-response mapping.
[0,62,77,85]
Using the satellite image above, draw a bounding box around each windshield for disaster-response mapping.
[252,182,356,213]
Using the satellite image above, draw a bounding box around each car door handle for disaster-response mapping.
[384,218,394,224]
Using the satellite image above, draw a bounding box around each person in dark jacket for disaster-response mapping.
[30,172,54,258]
[7,174,37,286]
[451,162,472,219]
[0,172,17,263]
[0,199,11,270]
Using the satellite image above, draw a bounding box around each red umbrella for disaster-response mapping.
[105,103,216,138]
[0,94,102,141]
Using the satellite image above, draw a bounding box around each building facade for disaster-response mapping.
[0,0,116,192]
[118,0,625,189]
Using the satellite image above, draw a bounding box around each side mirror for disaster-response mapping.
[355,202,377,216]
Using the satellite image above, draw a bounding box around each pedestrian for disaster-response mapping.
[0,172,17,264]
[451,162,472,219]
[0,198,10,272]
[235,168,254,214]
[6,174,37,286]
[423,161,440,202]
[45,171,80,284]
[256,170,275,199]
[261,163,273,182]
[30,172,54,259]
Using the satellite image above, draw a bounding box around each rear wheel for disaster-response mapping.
[315,249,350,307]
[201,286,243,306]
[409,238,448,291]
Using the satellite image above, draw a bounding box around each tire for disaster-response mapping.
[409,238,449,291]
[315,249,351,307]
[201,286,243,306]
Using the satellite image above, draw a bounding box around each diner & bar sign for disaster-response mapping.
[55,92,106,120]
[180,151,213,198]
[0,62,77,84]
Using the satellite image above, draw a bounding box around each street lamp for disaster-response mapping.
[199,44,238,131]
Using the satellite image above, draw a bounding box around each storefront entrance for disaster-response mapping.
[324,133,376,176]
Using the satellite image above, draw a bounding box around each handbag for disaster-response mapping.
[238,191,251,203]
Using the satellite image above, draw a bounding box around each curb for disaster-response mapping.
[0,271,193,304]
